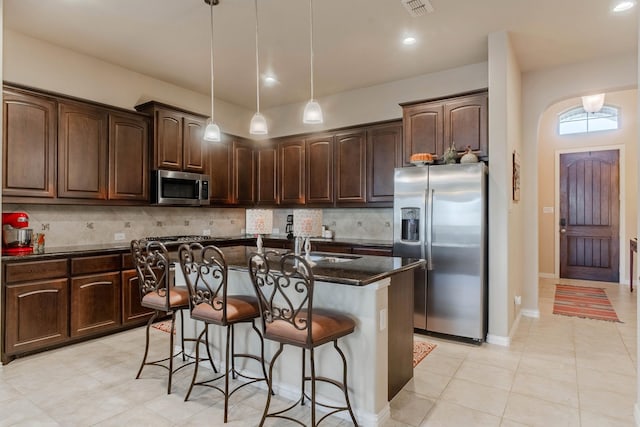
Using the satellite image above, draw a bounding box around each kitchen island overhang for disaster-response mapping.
[175,245,424,427]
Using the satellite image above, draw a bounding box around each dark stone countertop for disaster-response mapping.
[217,245,424,287]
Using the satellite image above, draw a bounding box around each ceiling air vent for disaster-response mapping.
[400,0,434,17]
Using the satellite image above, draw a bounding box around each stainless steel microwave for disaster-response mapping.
[151,170,210,206]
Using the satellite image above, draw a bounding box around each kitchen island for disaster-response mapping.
[174,245,423,427]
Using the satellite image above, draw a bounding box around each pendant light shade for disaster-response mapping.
[204,120,221,141]
[249,112,268,134]
[303,0,323,124]
[204,0,221,142]
[250,0,268,135]
[303,99,323,124]
[581,93,605,113]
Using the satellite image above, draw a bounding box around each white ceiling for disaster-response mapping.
[4,0,638,110]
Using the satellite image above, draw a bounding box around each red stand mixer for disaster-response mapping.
[2,212,34,255]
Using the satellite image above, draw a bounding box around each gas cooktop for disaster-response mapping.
[145,235,211,243]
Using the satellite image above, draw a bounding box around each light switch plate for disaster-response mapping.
[114,232,125,241]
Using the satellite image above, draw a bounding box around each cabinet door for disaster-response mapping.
[183,115,206,173]
[121,269,154,325]
[279,139,305,205]
[70,272,121,337]
[154,109,183,170]
[306,135,334,205]
[3,89,57,198]
[335,130,366,205]
[444,93,488,158]
[58,102,109,199]
[109,113,149,201]
[367,123,402,203]
[232,138,255,205]
[255,142,278,205]
[5,279,69,355]
[207,136,232,204]
[402,102,442,165]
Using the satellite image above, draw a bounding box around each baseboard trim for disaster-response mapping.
[521,308,540,318]
[486,334,510,347]
[538,273,556,279]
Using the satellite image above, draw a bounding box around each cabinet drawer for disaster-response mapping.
[4,259,68,283]
[122,253,134,270]
[311,243,352,254]
[71,254,121,276]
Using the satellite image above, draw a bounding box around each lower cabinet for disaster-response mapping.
[121,269,154,325]
[4,279,69,357]
[70,272,122,337]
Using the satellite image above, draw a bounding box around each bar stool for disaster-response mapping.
[131,239,213,394]
[248,251,359,427]
[177,242,269,423]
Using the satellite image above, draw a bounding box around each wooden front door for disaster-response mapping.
[559,150,620,282]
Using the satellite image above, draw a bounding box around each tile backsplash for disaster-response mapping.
[3,204,393,248]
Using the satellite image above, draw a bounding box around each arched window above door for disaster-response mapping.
[558,105,619,136]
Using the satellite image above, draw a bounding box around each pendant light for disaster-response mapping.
[303,0,323,124]
[204,0,221,142]
[249,0,268,135]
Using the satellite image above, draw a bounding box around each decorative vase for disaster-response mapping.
[443,141,457,164]
[460,146,479,163]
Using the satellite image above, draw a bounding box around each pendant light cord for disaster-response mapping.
[254,0,260,114]
[209,0,215,120]
[309,0,314,101]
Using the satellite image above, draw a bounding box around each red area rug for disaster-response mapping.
[553,284,621,322]
[413,341,437,367]
[151,320,175,334]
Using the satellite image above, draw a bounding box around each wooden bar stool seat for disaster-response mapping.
[248,251,359,427]
[178,243,269,423]
[131,239,213,395]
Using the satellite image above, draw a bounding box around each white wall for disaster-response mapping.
[486,32,524,343]
[263,62,488,138]
[3,29,254,137]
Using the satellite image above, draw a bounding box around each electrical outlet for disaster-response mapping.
[114,232,125,241]
[514,295,522,305]
[272,227,280,235]
[379,308,387,331]
[202,229,211,236]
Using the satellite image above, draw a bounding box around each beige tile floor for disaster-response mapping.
[0,277,636,426]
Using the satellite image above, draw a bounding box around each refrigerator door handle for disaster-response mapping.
[425,188,434,270]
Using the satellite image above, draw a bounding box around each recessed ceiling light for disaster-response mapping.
[403,36,417,46]
[263,74,278,86]
[612,0,636,12]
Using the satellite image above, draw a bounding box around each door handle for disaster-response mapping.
[560,228,566,233]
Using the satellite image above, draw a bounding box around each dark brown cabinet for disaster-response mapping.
[401,101,442,165]
[255,141,278,205]
[401,91,488,165]
[443,93,488,158]
[2,88,57,198]
[3,258,69,362]
[232,138,255,205]
[58,101,109,199]
[136,101,207,173]
[335,130,366,205]
[207,132,233,204]
[306,135,334,205]
[367,123,402,204]
[279,138,306,205]
[109,112,149,201]
[121,269,154,325]
[70,255,122,337]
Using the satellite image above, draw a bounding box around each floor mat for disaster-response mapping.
[553,284,621,322]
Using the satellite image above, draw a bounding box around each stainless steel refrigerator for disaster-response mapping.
[393,162,487,342]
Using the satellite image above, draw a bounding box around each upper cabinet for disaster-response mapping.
[108,112,149,201]
[279,138,306,206]
[135,101,207,173]
[57,101,109,199]
[232,137,255,205]
[207,134,233,204]
[335,129,366,205]
[401,90,488,165]
[255,141,278,206]
[367,123,402,204]
[2,88,57,198]
[306,135,334,206]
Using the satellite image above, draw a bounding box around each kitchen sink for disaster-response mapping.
[308,254,360,263]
